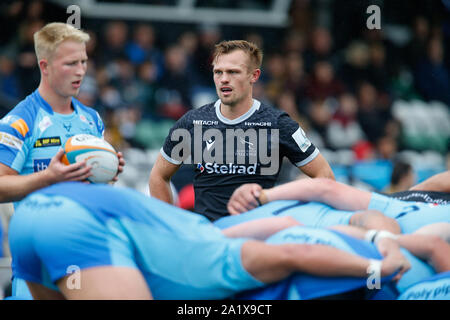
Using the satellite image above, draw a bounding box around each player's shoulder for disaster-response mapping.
[173,102,217,127]
[254,101,293,123]
[0,91,43,135]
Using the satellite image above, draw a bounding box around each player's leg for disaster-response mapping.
[56,266,152,300]
[241,240,373,283]
[412,222,450,242]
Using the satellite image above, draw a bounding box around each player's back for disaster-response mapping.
[369,193,450,233]
[215,200,354,229]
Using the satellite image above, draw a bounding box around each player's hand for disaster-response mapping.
[111,151,125,183]
[44,149,92,183]
[380,249,411,281]
[228,183,263,215]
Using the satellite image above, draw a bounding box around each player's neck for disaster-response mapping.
[38,84,74,115]
[220,96,254,120]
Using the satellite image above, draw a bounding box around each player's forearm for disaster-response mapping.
[410,171,450,193]
[263,178,371,211]
[396,234,450,272]
[0,171,53,202]
[149,175,173,204]
[285,243,371,277]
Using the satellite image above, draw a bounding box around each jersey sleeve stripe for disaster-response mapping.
[160,147,182,165]
[10,119,29,137]
[295,148,319,167]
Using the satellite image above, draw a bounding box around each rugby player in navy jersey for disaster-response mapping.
[150,40,334,221]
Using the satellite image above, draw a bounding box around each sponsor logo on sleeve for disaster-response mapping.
[33,158,51,172]
[34,136,62,148]
[292,127,311,152]
[0,132,23,149]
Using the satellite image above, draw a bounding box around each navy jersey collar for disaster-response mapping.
[215,99,261,125]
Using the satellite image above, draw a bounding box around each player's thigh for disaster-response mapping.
[56,266,152,300]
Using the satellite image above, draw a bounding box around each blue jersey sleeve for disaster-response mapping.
[0,112,34,172]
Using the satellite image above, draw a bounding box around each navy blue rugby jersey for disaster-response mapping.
[161,99,319,221]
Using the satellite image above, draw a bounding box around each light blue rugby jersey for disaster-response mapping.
[215,200,354,229]
[0,90,104,187]
[10,182,261,299]
[369,192,450,234]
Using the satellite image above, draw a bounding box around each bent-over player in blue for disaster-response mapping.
[221,178,450,234]
[9,182,410,300]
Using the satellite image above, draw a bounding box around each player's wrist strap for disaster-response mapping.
[257,190,268,206]
[365,230,398,244]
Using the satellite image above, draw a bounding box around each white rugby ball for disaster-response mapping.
[62,134,119,183]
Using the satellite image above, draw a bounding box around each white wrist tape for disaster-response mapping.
[374,230,399,244]
[365,230,378,243]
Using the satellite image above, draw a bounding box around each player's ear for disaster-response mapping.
[39,59,49,76]
[250,68,261,84]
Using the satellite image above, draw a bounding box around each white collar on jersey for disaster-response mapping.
[214,99,261,125]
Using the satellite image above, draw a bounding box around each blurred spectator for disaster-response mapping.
[262,53,287,104]
[303,27,335,73]
[276,90,306,126]
[157,45,192,119]
[0,1,25,45]
[135,61,159,117]
[406,16,430,68]
[307,99,333,147]
[385,160,415,193]
[340,41,371,92]
[125,23,164,79]
[109,57,138,106]
[0,56,20,102]
[367,43,390,93]
[19,21,44,96]
[284,52,308,111]
[414,37,450,106]
[192,23,221,86]
[356,82,391,144]
[375,135,398,160]
[100,21,129,63]
[305,60,345,101]
[326,93,365,150]
[282,30,306,55]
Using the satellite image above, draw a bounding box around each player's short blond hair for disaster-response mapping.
[34,22,90,61]
[212,40,263,71]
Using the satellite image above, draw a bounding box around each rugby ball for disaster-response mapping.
[62,134,119,183]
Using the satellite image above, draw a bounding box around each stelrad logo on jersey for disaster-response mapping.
[198,162,258,175]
